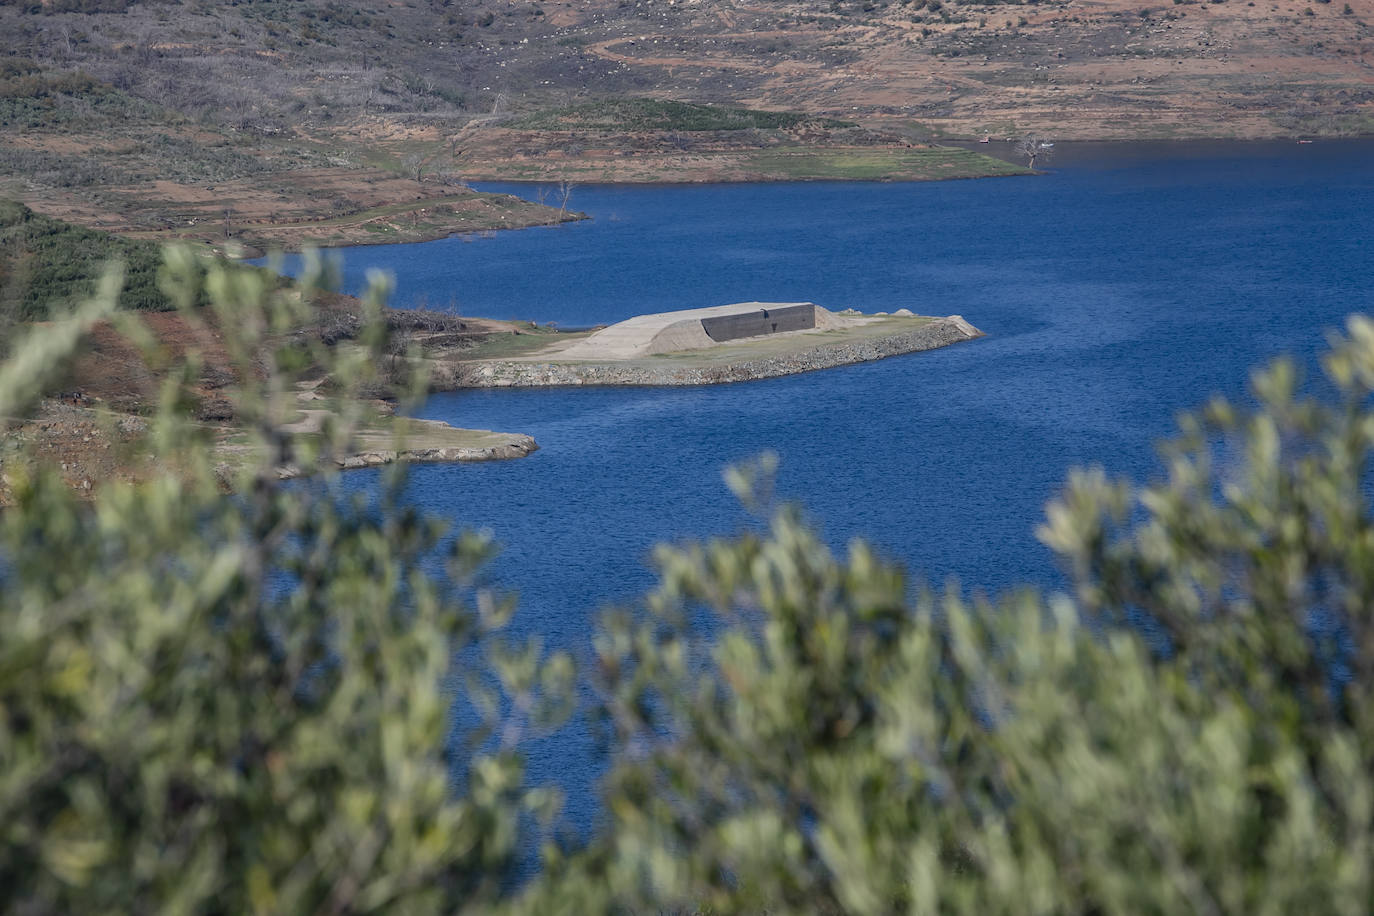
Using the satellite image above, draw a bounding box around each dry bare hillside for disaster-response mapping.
[540,0,1374,139]
[5,0,1367,134]
[0,0,1369,240]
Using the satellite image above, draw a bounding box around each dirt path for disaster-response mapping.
[585,35,825,74]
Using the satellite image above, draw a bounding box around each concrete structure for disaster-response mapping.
[557,302,850,360]
[702,303,815,341]
[454,315,983,388]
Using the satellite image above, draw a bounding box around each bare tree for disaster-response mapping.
[1017,135,1054,169]
[57,22,76,58]
[403,153,426,184]
[555,180,574,219]
[435,168,465,188]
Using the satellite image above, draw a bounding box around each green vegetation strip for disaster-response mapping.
[0,199,172,320]
[0,58,155,131]
[453,324,580,360]
[509,98,854,132]
[743,147,1030,180]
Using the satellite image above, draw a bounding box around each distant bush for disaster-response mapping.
[0,64,159,130]
[11,0,135,13]
[0,201,174,320]
[0,58,41,80]
[0,70,100,100]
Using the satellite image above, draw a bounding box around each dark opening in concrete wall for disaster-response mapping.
[700,304,815,342]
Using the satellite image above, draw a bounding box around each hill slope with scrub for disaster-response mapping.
[1,0,1369,238]
[0,199,172,322]
[5,0,1369,141]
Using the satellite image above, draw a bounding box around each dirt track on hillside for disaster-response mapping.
[564,0,1374,139]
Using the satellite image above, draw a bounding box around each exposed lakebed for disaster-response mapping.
[270,140,1374,832]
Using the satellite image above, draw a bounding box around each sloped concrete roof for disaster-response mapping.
[557,302,847,360]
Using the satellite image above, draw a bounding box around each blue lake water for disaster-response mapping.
[265,139,1374,833]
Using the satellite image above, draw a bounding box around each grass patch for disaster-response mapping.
[742,147,1030,180]
[457,325,584,360]
[509,98,854,132]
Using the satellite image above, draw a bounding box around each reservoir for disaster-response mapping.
[272,140,1374,830]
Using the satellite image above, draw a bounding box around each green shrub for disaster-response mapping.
[508,98,855,132]
[12,0,135,13]
[0,201,173,320]
[0,252,572,912]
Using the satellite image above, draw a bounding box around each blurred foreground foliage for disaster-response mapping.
[0,251,572,913]
[2,253,1374,913]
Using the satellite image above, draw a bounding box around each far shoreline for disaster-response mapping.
[253,137,1374,259]
[940,135,1374,170]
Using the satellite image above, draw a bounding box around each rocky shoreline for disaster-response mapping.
[446,316,982,389]
[275,435,540,480]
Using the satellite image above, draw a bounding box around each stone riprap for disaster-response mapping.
[275,434,539,479]
[448,315,982,389]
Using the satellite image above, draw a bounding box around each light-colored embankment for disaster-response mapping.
[258,409,541,479]
[335,437,538,467]
[449,315,982,389]
[274,434,539,479]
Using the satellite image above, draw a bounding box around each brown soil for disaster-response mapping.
[53,294,532,409]
[0,401,154,504]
